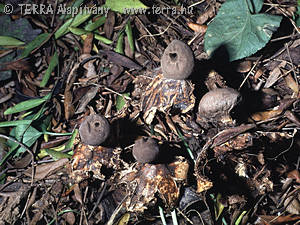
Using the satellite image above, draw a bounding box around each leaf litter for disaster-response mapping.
[0,0,299,224]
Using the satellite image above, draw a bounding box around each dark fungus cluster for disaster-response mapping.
[78,40,243,165]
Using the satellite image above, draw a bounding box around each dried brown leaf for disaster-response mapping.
[284,110,300,127]
[213,133,253,155]
[196,175,213,193]
[142,74,195,124]
[166,156,189,181]
[196,6,215,24]
[284,73,299,95]
[258,214,300,225]
[25,158,68,180]
[75,86,99,114]
[121,157,188,212]
[287,169,300,183]
[157,177,179,207]
[71,144,123,183]
[254,69,264,82]
[284,193,300,215]
[0,185,30,224]
[264,39,300,71]
[250,109,282,122]
[83,33,93,54]
[62,208,76,225]
[79,53,97,77]
[73,183,83,205]
[0,58,31,71]
[264,66,282,88]
[236,60,252,73]
[64,89,75,120]
[187,22,207,33]
[100,50,142,70]
[104,11,115,39]
[212,124,255,148]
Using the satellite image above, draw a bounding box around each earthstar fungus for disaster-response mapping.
[79,114,110,146]
[161,40,194,80]
[198,88,242,123]
[141,40,195,124]
[132,137,159,164]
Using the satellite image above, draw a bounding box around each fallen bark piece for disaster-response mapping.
[120,156,189,212]
[71,143,123,183]
[141,74,195,124]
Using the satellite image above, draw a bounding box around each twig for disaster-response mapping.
[188,0,206,9]
[238,56,262,91]
[88,182,107,220]
[138,15,180,40]
[101,85,132,100]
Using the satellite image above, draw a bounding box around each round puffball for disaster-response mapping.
[79,114,110,146]
[161,40,194,80]
[132,137,159,163]
[198,88,241,119]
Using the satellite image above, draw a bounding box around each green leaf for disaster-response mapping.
[215,193,225,220]
[0,173,5,184]
[71,13,92,27]
[94,34,113,44]
[0,15,41,81]
[45,149,72,160]
[297,17,300,27]
[296,6,300,26]
[115,32,124,54]
[125,20,134,53]
[60,0,85,20]
[0,120,32,127]
[0,36,24,46]
[40,52,59,87]
[246,0,263,13]
[104,0,149,14]
[38,115,52,133]
[159,206,167,225]
[0,98,52,165]
[32,102,49,121]
[116,93,130,111]
[17,125,42,148]
[20,33,50,58]
[6,125,42,157]
[235,211,248,225]
[4,93,51,115]
[84,16,106,31]
[55,18,73,39]
[65,129,78,150]
[204,0,282,61]
[69,27,88,35]
[38,130,76,159]
[55,13,92,39]
[0,128,18,166]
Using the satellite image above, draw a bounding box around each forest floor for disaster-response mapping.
[0,0,300,224]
